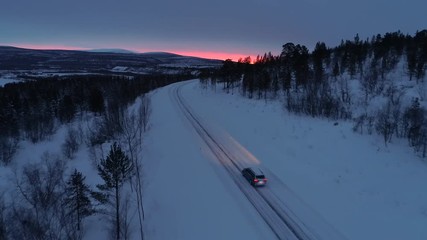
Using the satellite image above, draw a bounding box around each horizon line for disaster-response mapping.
[0,43,257,61]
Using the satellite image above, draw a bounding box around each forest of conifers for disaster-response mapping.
[202,30,427,156]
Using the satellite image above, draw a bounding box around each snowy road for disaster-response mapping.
[170,82,346,240]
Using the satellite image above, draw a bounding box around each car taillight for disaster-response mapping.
[264,178,268,181]
[254,179,259,182]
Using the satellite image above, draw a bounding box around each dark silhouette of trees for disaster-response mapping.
[58,94,76,123]
[89,88,105,115]
[220,59,242,93]
[120,99,148,239]
[63,169,93,237]
[0,194,6,239]
[242,67,255,98]
[94,142,134,240]
[312,42,329,84]
[1,153,99,239]
[413,30,427,81]
[207,29,427,156]
[404,98,426,149]
[280,43,310,88]
[0,71,189,238]
[10,154,68,240]
[0,136,19,165]
[375,101,398,146]
[0,74,190,164]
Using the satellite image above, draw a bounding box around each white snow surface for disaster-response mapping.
[0,77,20,86]
[1,79,427,240]
[143,80,427,240]
[112,66,129,72]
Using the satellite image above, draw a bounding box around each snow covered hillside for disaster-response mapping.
[143,80,427,240]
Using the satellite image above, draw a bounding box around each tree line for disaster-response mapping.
[0,73,190,164]
[201,30,427,156]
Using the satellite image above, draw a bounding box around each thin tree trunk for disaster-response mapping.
[116,184,120,240]
[77,192,81,231]
[135,163,144,239]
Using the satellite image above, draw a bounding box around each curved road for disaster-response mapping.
[170,81,347,240]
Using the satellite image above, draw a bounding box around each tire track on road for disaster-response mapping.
[171,83,303,240]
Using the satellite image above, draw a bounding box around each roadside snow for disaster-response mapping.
[180,80,427,240]
[143,82,276,240]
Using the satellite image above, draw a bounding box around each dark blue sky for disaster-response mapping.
[1,0,426,59]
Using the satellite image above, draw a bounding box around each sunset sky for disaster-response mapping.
[1,0,426,60]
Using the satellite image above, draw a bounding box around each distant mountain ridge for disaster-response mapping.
[0,46,222,75]
[86,48,136,54]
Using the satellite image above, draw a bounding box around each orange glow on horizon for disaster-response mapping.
[2,43,255,61]
[169,50,255,62]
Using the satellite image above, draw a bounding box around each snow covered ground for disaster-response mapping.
[2,79,427,240]
[0,77,20,86]
[143,80,427,240]
[143,84,277,240]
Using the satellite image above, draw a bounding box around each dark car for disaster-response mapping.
[241,167,267,186]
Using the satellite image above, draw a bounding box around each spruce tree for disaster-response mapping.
[64,169,93,232]
[96,142,134,240]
